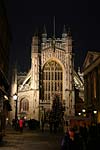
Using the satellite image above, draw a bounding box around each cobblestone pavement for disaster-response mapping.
[0,127,63,150]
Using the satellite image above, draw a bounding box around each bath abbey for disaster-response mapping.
[10,26,84,122]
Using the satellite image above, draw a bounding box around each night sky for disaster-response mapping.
[4,0,100,72]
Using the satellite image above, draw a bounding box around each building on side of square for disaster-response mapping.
[0,0,11,140]
[82,51,100,123]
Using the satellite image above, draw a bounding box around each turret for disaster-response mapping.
[31,32,39,55]
[42,25,47,43]
[67,27,72,53]
[62,25,67,42]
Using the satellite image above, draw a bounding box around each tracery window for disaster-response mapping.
[20,98,29,112]
[43,60,63,102]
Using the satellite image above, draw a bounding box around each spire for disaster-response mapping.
[62,25,67,38]
[31,28,39,53]
[52,16,56,52]
[53,16,55,39]
[42,24,47,43]
[63,24,67,33]
[62,25,67,43]
[67,27,72,36]
[43,24,47,34]
[34,28,38,37]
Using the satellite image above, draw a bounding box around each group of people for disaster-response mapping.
[41,116,63,133]
[12,118,100,150]
[61,122,100,150]
[12,118,40,132]
[12,118,24,132]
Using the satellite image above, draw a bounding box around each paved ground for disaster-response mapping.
[0,127,64,150]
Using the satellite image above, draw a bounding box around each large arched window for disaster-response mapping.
[20,98,29,112]
[42,60,63,102]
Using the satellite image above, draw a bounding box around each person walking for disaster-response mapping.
[61,127,84,150]
[86,124,99,150]
[19,118,24,133]
[79,123,88,149]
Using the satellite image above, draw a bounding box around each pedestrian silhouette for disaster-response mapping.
[19,118,24,133]
[61,127,84,150]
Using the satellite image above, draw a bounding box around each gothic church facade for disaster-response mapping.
[10,26,84,121]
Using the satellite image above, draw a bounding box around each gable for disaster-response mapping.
[83,51,100,70]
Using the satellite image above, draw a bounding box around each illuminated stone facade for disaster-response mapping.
[83,51,100,123]
[10,27,84,121]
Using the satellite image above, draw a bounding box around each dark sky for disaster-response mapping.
[4,0,100,72]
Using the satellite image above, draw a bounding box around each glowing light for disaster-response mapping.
[93,110,97,114]
[82,109,86,113]
[13,94,17,101]
[78,112,81,115]
[4,95,8,100]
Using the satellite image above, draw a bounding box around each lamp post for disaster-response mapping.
[82,108,86,117]
[13,93,18,120]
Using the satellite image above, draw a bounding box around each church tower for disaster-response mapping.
[39,25,75,117]
[30,33,40,120]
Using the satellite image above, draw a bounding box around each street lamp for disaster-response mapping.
[93,110,98,124]
[82,109,86,113]
[93,110,97,114]
[13,93,18,120]
[82,108,86,117]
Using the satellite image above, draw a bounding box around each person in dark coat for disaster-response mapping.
[79,123,88,148]
[86,124,99,150]
[61,127,84,150]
